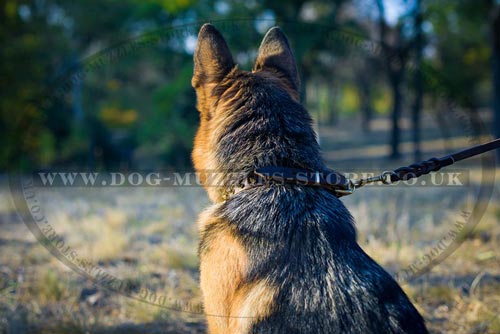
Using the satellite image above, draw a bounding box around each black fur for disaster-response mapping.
[214,72,323,174]
[195,24,428,333]
[200,74,428,334]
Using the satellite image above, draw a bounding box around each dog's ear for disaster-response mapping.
[254,27,300,98]
[192,23,234,89]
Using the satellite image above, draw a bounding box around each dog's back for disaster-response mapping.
[192,23,428,334]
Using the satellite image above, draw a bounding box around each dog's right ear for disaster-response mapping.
[254,27,300,100]
[192,24,234,90]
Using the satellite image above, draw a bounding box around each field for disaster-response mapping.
[1,113,500,334]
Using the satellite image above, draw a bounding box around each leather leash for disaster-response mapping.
[253,138,500,198]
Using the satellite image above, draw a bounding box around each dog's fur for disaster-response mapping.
[192,23,428,334]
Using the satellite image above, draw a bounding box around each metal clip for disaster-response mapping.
[338,170,396,197]
[354,171,396,187]
[334,180,356,196]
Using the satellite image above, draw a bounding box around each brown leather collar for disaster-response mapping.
[221,166,352,201]
[254,166,351,196]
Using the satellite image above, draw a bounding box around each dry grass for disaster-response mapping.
[1,164,499,334]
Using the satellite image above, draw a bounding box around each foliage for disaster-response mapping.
[0,0,497,170]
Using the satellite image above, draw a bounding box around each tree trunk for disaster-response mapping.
[361,102,373,133]
[492,4,500,160]
[376,0,408,160]
[390,72,403,159]
[356,70,373,133]
[412,0,423,161]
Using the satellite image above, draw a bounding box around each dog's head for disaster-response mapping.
[192,23,300,112]
[192,24,321,202]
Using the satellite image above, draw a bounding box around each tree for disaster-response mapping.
[0,0,70,169]
[427,1,491,115]
[258,0,350,105]
[490,1,500,160]
[375,0,412,159]
[411,0,423,161]
[354,59,376,133]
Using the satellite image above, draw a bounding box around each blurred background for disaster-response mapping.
[1,0,499,170]
[1,1,500,333]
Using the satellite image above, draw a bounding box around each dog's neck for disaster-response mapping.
[216,166,351,202]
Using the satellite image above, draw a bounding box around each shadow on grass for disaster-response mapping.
[92,320,205,334]
[1,309,206,334]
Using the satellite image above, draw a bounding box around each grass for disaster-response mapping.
[1,114,499,333]
[1,172,499,334]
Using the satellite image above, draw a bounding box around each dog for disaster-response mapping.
[192,23,428,334]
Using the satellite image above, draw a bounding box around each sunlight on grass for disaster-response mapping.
[0,171,498,333]
[75,213,129,262]
[28,269,67,304]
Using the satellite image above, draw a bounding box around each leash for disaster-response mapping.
[254,138,500,198]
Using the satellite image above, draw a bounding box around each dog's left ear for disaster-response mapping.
[192,23,235,89]
[254,27,300,98]
[192,24,235,115]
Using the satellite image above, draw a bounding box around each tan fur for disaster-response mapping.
[198,207,244,333]
[192,67,239,202]
[192,70,297,203]
[198,208,276,334]
[192,24,428,334]
[229,280,277,333]
[192,24,292,334]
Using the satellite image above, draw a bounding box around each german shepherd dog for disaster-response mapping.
[192,23,428,334]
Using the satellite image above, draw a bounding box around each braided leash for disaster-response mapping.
[344,138,500,197]
[253,138,500,198]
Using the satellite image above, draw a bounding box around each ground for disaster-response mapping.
[1,113,499,334]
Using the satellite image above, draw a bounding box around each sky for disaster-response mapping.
[383,0,410,25]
